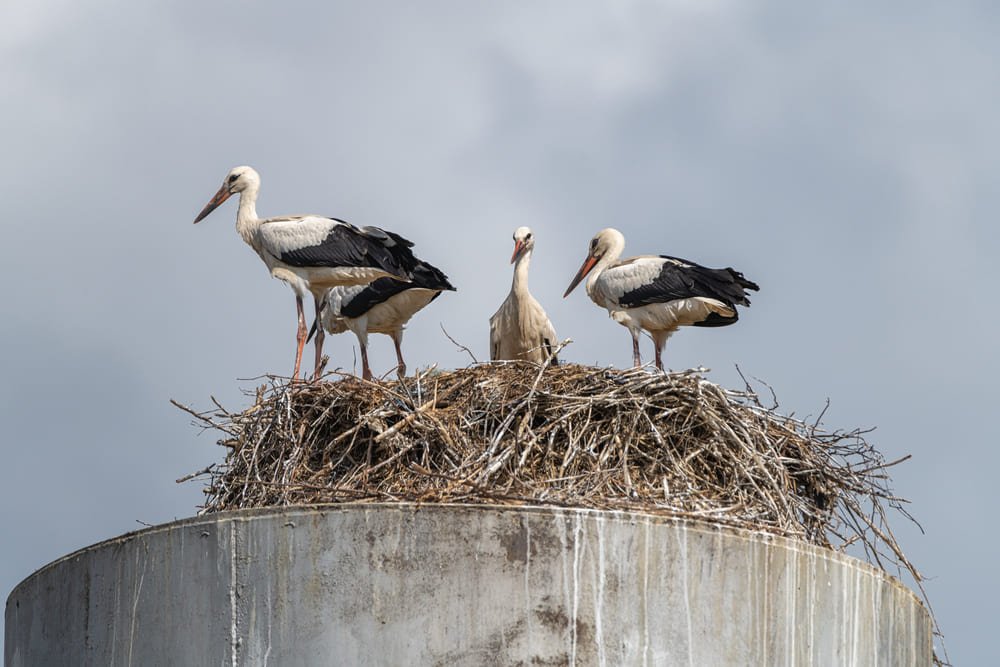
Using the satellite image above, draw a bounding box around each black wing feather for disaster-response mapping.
[279,219,418,280]
[340,258,456,319]
[619,256,759,310]
[543,338,559,366]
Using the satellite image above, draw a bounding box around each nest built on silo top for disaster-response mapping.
[177,361,944,662]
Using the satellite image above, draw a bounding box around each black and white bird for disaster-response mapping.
[193,165,420,381]
[489,227,560,364]
[564,228,759,371]
[315,259,455,380]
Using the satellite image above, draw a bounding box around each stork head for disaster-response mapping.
[193,165,260,223]
[511,226,535,264]
[563,228,625,297]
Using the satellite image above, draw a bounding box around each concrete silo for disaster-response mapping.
[6,503,931,665]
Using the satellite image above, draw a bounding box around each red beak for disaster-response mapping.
[511,239,527,264]
[564,255,598,297]
[193,184,233,224]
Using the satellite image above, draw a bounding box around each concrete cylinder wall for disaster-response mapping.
[5,504,931,666]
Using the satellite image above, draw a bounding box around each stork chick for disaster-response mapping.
[318,259,455,380]
[490,227,560,364]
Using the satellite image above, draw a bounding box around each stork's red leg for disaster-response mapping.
[631,331,642,367]
[392,330,406,378]
[360,342,373,380]
[311,294,325,379]
[654,344,663,372]
[293,295,307,381]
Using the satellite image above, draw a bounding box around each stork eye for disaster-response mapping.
[228,174,239,183]
[526,233,533,240]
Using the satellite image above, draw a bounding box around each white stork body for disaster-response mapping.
[490,227,559,364]
[193,166,420,380]
[564,228,759,370]
[319,259,455,380]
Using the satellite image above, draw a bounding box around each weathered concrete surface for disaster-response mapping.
[6,504,931,666]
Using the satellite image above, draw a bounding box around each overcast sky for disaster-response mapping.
[2,1,997,662]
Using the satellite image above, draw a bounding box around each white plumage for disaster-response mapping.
[490,227,560,364]
[564,228,759,370]
[193,165,421,380]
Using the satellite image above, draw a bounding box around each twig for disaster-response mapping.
[440,324,478,364]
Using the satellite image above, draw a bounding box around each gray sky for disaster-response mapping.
[2,1,996,662]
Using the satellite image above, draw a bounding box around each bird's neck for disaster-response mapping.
[234,187,261,246]
[585,251,618,297]
[511,252,531,297]
[585,261,603,294]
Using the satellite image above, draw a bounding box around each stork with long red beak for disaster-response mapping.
[489,227,560,364]
[564,228,759,370]
[193,165,419,380]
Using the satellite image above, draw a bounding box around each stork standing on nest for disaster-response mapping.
[193,165,421,380]
[315,258,455,380]
[564,227,758,370]
[490,226,560,364]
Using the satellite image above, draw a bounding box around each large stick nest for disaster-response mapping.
[177,363,918,562]
[177,361,946,662]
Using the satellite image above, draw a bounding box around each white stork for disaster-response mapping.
[489,227,560,364]
[193,165,421,381]
[315,259,455,380]
[564,228,759,371]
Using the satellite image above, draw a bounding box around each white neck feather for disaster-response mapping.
[234,184,261,247]
[511,249,532,297]
[585,234,624,296]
